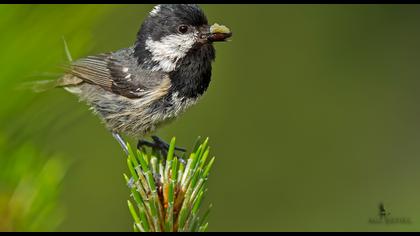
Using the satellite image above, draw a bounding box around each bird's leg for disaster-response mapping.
[112,132,129,156]
[112,132,135,188]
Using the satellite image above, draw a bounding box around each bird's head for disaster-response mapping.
[134,4,232,72]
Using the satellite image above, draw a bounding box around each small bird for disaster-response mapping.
[34,4,232,156]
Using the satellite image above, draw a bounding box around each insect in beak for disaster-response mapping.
[200,23,232,43]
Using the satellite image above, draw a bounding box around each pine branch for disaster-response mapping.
[124,137,215,232]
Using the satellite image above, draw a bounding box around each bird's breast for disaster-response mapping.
[154,91,200,121]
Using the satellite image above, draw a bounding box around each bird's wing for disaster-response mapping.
[67,53,170,99]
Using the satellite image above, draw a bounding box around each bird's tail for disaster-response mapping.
[19,79,60,93]
[18,37,76,93]
[19,74,83,93]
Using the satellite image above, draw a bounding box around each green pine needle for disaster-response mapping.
[62,36,73,62]
[124,137,215,232]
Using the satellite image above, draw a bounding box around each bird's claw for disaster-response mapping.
[137,136,187,162]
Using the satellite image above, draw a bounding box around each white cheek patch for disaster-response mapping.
[145,33,196,72]
[149,5,161,16]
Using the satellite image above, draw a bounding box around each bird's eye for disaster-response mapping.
[178,25,189,34]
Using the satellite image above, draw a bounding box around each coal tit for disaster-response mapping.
[45,4,232,154]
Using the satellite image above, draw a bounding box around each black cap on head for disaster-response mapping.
[138,4,208,41]
[152,4,208,26]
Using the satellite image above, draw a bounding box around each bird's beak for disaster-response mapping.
[200,23,232,43]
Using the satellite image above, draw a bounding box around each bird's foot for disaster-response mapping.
[137,136,186,163]
[112,132,129,155]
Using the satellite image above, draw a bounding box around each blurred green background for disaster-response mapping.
[1,4,420,232]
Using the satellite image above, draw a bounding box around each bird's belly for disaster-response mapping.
[117,95,199,137]
[144,93,200,133]
[74,84,200,138]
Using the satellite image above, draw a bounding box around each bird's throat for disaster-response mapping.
[168,44,215,98]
